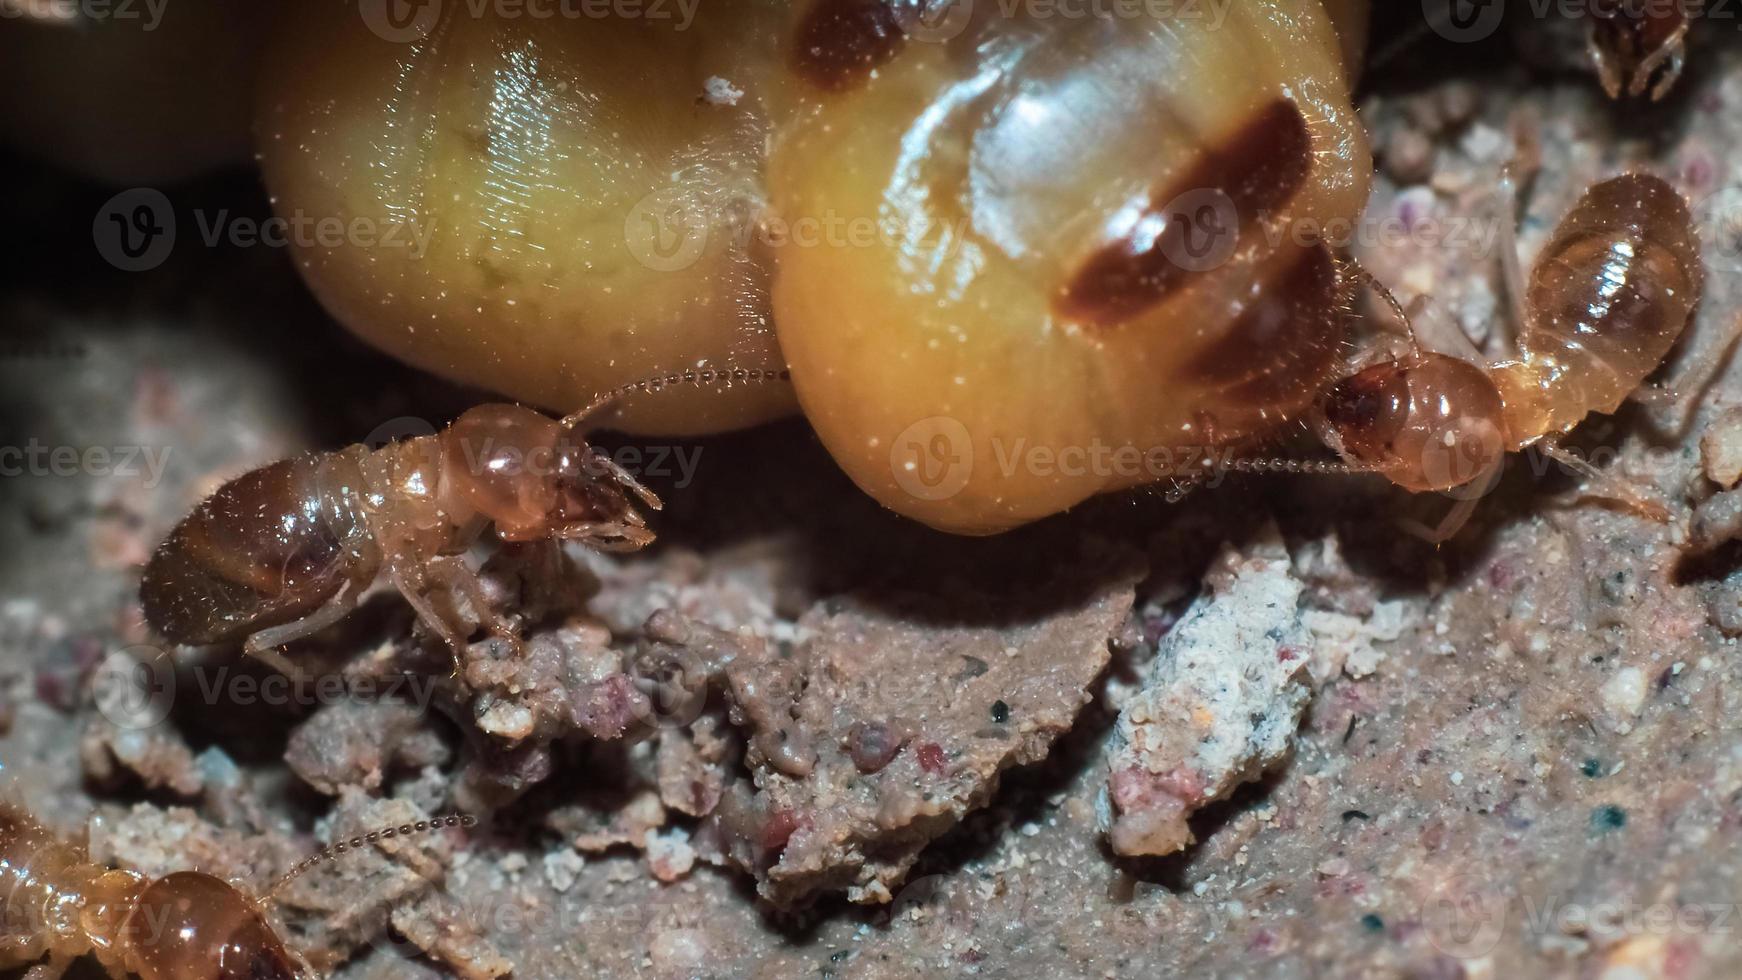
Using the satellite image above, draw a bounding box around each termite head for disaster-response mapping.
[121,871,304,980]
[442,404,662,547]
[1317,352,1509,493]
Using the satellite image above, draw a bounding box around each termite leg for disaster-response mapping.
[1402,292,1488,365]
[385,555,473,676]
[1396,461,1506,545]
[1396,493,1484,545]
[552,522,658,552]
[1627,383,1681,408]
[427,556,521,654]
[23,962,67,980]
[1339,257,1426,357]
[1494,164,1531,356]
[1637,313,1742,414]
[242,579,363,679]
[589,451,664,511]
[1541,442,1672,522]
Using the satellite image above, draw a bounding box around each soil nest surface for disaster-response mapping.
[7,13,1742,980]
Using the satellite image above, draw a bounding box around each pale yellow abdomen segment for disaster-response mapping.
[1502,173,1703,443]
[770,0,1370,533]
[257,4,795,434]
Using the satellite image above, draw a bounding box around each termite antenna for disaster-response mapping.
[1162,455,1393,503]
[1337,257,1421,355]
[560,365,793,429]
[613,365,793,399]
[1365,16,1440,77]
[268,813,478,898]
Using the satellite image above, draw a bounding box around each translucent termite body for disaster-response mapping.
[1317,173,1704,533]
[141,369,786,670]
[0,804,473,980]
[0,799,300,980]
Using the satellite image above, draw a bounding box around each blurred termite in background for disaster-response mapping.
[0,802,472,980]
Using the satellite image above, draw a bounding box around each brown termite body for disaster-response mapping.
[140,369,789,673]
[0,801,473,980]
[1315,172,1706,537]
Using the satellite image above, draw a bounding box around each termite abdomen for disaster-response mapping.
[0,803,79,961]
[122,872,301,980]
[141,455,376,645]
[1524,173,1702,382]
[1492,173,1703,439]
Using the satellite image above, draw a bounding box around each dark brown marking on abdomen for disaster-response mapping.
[1174,244,1344,441]
[791,0,909,91]
[1056,98,1314,328]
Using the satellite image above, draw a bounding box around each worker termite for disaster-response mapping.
[140,369,789,675]
[0,802,473,980]
[1316,171,1706,538]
